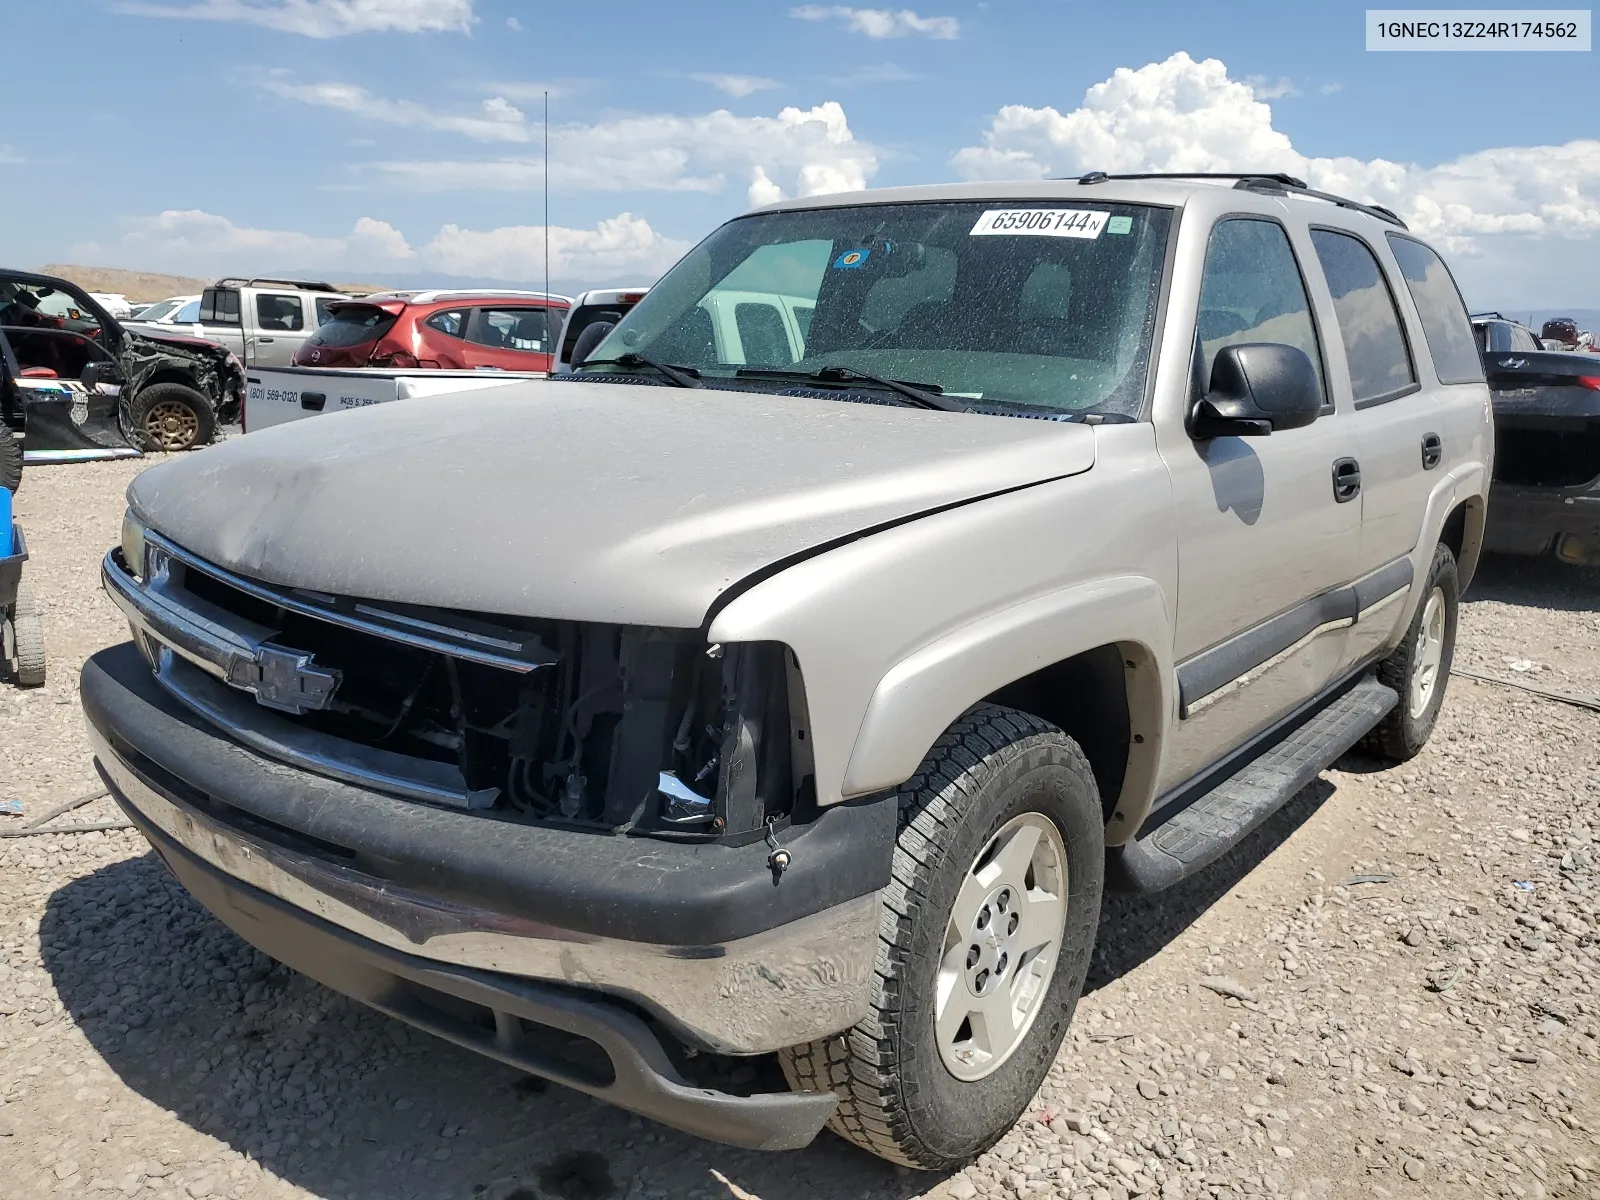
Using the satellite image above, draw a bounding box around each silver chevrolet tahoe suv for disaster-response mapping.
[88,174,1492,1168]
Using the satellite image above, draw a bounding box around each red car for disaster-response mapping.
[292,290,572,372]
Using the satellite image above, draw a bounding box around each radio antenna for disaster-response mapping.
[543,89,550,303]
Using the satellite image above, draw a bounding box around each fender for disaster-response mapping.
[1394,460,1487,643]
[841,573,1174,840]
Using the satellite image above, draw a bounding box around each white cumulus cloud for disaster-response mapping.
[261,74,533,142]
[790,5,959,38]
[71,208,688,284]
[950,51,1600,301]
[690,73,783,98]
[114,0,475,37]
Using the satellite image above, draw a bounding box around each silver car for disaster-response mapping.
[90,174,1491,1166]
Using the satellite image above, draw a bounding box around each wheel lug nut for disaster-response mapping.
[966,945,980,969]
[1008,912,1019,935]
[996,953,1008,976]
[975,969,989,990]
[976,907,990,930]
[997,890,1010,912]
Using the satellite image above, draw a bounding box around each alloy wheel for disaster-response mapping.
[935,811,1068,1081]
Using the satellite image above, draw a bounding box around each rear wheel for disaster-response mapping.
[126,383,216,452]
[1,429,20,493]
[779,704,1104,1169]
[1363,543,1458,763]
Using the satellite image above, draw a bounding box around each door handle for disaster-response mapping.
[258,337,275,344]
[1332,457,1362,503]
[1421,432,1443,470]
[300,392,326,411]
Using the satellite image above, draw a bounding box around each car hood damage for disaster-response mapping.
[126,380,1097,627]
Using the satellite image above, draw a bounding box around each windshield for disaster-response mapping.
[580,201,1172,415]
[135,299,180,322]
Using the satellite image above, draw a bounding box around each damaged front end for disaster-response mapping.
[120,330,245,425]
[105,524,812,842]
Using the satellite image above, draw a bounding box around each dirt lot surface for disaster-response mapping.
[2,458,1597,1200]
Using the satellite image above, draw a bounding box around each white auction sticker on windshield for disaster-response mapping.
[970,209,1110,238]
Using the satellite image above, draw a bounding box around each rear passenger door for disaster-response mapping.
[1307,227,1436,585]
[460,306,557,372]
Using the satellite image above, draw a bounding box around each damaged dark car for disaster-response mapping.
[0,269,245,466]
[1473,312,1600,566]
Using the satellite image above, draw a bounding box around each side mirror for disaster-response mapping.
[567,320,615,369]
[1188,343,1322,439]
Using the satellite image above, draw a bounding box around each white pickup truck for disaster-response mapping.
[242,365,541,431]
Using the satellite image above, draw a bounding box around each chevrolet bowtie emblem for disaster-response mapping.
[228,645,342,715]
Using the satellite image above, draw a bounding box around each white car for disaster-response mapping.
[130,295,201,324]
[88,293,134,319]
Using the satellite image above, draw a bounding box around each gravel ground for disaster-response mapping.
[1,458,1596,1200]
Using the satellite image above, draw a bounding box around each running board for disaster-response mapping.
[1108,677,1398,893]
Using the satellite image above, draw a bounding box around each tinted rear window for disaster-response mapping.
[1385,236,1484,385]
[305,305,397,348]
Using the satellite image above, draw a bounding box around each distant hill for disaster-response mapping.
[35,264,392,303]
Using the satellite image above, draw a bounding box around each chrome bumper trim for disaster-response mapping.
[94,727,879,1055]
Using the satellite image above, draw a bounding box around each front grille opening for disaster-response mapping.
[1494,423,1600,488]
[166,559,802,836]
[404,985,617,1088]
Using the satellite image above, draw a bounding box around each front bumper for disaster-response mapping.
[1482,482,1600,562]
[83,642,891,1058]
[115,772,838,1151]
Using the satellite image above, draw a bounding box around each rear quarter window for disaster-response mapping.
[1385,236,1484,385]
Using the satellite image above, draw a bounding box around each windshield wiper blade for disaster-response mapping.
[579,353,703,389]
[735,365,965,412]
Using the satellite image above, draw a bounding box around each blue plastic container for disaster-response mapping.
[0,488,11,558]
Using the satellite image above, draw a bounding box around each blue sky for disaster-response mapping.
[4,0,1597,305]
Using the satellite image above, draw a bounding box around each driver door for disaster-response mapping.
[1156,216,1361,792]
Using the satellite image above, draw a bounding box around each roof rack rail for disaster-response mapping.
[1469,310,1509,321]
[1070,171,1409,230]
[212,277,341,292]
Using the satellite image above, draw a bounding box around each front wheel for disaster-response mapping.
[1,429,21,493]
[1363,542,1459,763]
[125,383,217,453]
[780,704,1104,1169]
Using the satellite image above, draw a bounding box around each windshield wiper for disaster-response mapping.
[579,353,703,389]
[735,365,966,412]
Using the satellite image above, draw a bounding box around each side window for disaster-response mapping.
[200,287,240,325]
[734,302,793,365]
[173,299,201,323]
[255,294,305,333]
[314,296,340,326]
[424,309,467,339]
[469,307,554,353]
[1510,325,1541,352]
[1385,235,1484,384]
[1196,218,1326,404]
[1308,229,1415,405]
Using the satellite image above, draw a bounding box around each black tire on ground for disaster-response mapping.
[1362,542,1459,763]
[779,703,1105,1170]
[125,383,217,452]
[9,579,44,686]
[1,429,21,494]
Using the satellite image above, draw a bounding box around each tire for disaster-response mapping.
[779,704,1105,1169]
[8,579,44,686]
[1,429,20,494]
[125,383,216,453]
[1362,542,1458,763]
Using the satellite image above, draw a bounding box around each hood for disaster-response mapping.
[125,328,227,358]
[128,380,1097,627]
